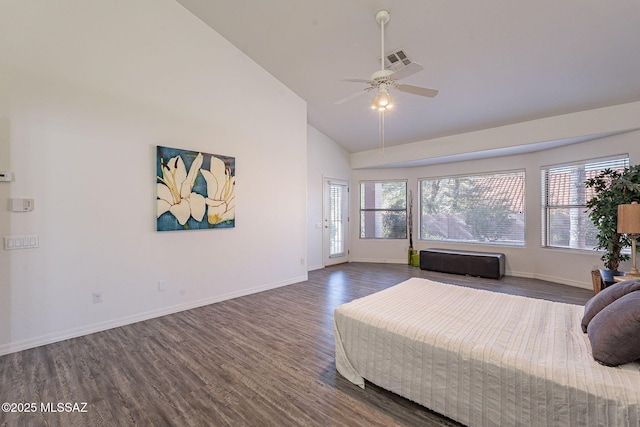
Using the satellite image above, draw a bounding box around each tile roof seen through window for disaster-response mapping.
[473,174,524,213]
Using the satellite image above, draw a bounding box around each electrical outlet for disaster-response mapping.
[158,280,167,291]
[92,291,103,303]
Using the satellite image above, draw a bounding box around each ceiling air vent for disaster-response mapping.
[383,49,413,72]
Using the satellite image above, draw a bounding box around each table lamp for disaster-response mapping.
[618,201,640,278]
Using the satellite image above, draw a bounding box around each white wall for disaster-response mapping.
[351,128,640,289]
[306,125,351,270]
[0,1,307,355]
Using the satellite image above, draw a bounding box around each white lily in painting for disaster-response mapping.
[157,153,206,226]
[201,156,235,226]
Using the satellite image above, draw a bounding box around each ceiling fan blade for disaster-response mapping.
[396,83,439,98]
[390,62,424,81]
[335,90,367,105]
[341,77,372,83]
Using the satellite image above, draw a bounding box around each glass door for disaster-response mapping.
[324,178,349,266]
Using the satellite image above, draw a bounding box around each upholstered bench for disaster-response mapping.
[419,248,505,279]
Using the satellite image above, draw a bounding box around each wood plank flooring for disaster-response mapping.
[0,263,594,426]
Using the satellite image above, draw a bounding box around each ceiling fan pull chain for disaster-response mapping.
[379,110,385,155]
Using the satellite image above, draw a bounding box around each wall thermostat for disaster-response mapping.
[9,198,34,212]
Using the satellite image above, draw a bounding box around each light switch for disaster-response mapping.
[4,237,14,249]
[4,235,39,250]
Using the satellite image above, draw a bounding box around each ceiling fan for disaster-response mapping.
[337,10,439,108]
[336,10,438,151]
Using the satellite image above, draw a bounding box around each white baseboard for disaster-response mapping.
[504,269,534,279]
[532,273,591,290]
[349,258,406,264]
[496,269,591,290]
[0,274,307,356]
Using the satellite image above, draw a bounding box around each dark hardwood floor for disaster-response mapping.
[0,263,593,426]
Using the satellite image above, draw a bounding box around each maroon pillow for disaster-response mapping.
[581,279,640,332]
[588,291,640,366]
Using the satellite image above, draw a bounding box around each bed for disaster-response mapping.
[333,278,640,426]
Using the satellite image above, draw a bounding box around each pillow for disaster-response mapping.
[588,291,640,366]
[581,279,640,332]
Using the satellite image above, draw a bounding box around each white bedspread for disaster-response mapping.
[334,278,640,426]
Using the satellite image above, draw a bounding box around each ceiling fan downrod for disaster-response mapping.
[376,10,390,72]
[375,10,391,155]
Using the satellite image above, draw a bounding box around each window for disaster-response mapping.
[541,155,629,250]
[360,180,407,239]
[419,171,525,246]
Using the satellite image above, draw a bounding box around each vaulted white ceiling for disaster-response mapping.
[177,0,640,154]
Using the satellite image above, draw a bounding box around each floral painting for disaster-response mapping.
[156,145,235,231]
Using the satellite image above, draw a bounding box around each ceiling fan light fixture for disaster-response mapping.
[371,89,393,111]
[378,91,391,106]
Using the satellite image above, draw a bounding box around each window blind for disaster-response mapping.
[419,170,525,246]
[359,181,407,239]
[541,155,629,250]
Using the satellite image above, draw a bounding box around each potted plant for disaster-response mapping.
[585,164,640,288]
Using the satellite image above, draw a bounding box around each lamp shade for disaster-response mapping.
[618,201,640,234]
